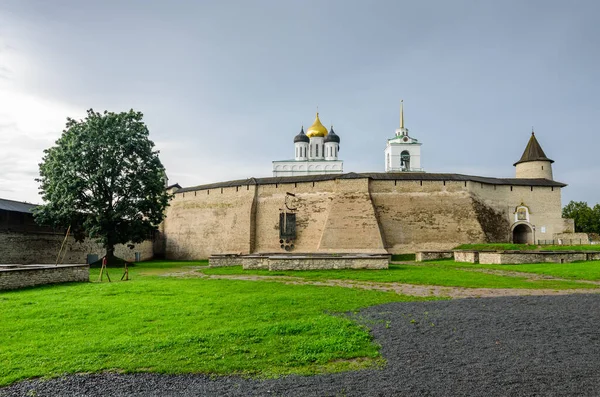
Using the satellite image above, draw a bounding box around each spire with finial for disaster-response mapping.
[400,100,404,129]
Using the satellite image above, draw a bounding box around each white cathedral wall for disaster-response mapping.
[309,137,325,160]
[324,142,338,160]
[295,142,308,160]
[273,160,343,176]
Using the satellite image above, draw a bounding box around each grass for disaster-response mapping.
[0,260,422,387]
[390,254,416,261]
[455,243,600,251]
[200,262,597,290]
[449,261,600,282]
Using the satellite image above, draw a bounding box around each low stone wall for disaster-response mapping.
[586,252,600,261]
[211,253,390,271]
[209,254,243,267]
[240,256,270,270]
[454,251,480,263]
[260,254,389,271]
[477,251,599,265]
[553,233,590,245]
[416,251,454,262]
[0,231,154,264]
[0,264,89,291]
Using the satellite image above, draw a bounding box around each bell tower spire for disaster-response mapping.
[400,100,404,129]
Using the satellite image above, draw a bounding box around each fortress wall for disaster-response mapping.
[253,180,336,253]
[469,182,567,240]
[370,180,487,253]
[161,176,568,259]
[0,232,153,264]
[164,186,255,259]
[318,178,386,253]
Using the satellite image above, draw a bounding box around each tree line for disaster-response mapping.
[562,201,600,234]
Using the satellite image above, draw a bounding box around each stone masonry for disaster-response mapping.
[0,264,89,291]
[163,174,570,259]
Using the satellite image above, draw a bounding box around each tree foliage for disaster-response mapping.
[562,201,600,234]
[35,109,171,261]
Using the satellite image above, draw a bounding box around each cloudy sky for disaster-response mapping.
[0,0,598,205]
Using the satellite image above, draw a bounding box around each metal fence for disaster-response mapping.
[537,239,599,245]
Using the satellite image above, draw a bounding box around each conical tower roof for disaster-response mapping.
[513,132,554,166]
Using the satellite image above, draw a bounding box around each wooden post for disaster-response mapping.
[55,225,71,266]
[121,262,129,281]
[98,256,111,282]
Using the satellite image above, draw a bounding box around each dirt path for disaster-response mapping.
[456,267,600,286]
[162,267,600,299]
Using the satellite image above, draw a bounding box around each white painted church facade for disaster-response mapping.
[272,112,343,177]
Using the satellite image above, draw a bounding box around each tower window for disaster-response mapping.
[316,144,319,157]
[542,166,544,170]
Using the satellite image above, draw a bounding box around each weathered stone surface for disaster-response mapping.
[265,255,389,271]
[0,232,153,265]
[454,251,480,263]
[478,251,592,264]
[162,178,570,260]
[0,264,89,290]
[553,233,590,245]
[416,251,454,262]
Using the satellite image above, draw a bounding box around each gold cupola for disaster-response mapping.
[306,112,328,138]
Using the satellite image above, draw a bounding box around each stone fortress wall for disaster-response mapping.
[162,173,570,259]
[0,232,154,265]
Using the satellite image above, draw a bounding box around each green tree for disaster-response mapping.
[562,201,600,234]
[35,109,171,264]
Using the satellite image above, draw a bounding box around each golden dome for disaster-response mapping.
[306,112,328,138]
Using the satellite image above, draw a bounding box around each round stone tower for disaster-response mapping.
[514,131,553,180]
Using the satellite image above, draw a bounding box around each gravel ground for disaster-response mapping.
[3,294,600,397]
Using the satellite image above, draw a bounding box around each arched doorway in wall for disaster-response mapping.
[512,224,533,244]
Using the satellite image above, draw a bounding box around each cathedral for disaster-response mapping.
[272,112,343,177]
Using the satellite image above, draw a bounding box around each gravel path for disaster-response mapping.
[3,294,600,396]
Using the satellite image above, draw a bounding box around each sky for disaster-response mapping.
[0,0,598,206]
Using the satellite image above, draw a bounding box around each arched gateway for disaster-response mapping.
[513,224,533,244]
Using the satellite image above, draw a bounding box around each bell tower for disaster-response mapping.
[385,101,423,172]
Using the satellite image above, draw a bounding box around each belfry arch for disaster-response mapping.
[512,223,533,244]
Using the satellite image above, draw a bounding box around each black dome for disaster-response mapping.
[294,127,309,143]
[324,126,340,143]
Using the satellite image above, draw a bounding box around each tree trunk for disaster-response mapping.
[106,244,116,266]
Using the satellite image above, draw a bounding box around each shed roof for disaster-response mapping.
[0,198,37,213]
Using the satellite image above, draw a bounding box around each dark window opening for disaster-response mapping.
[279,213,297,240]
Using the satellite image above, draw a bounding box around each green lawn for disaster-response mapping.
[455,243,600,251]
[448,261,600,281]
[200,262,597,290]
[0,261,422,386]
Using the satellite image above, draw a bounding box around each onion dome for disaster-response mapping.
[306,112,328,138]
[294,126,309,143]
[324,125,340,143]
